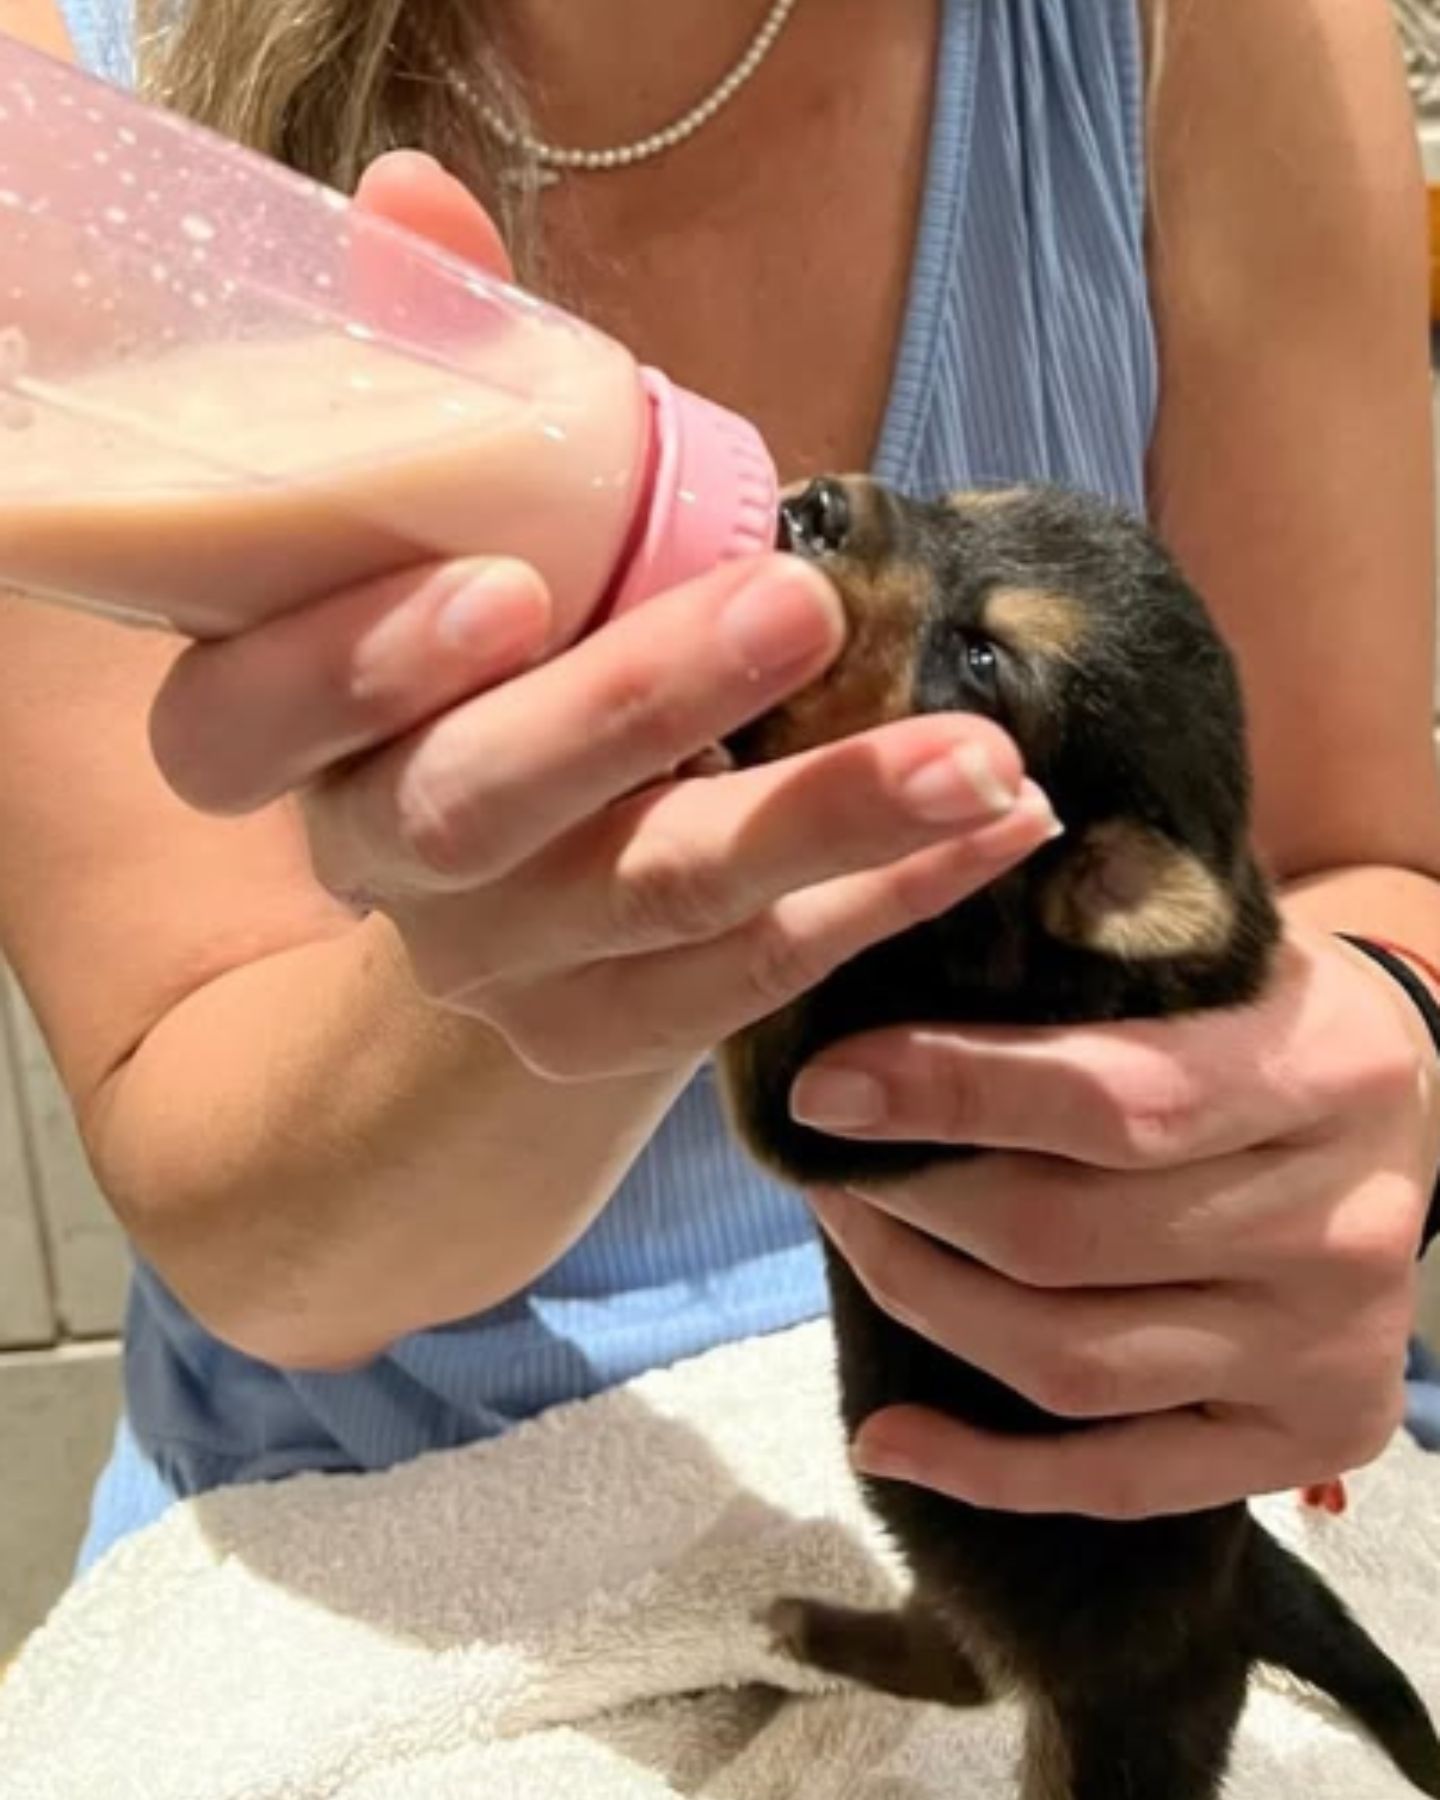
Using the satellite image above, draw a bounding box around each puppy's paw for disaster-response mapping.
[757,1595,991,1707]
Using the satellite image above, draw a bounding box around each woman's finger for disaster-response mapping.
[395,714,1036,989]
[836,1144,1309,1291]
[309,555,849,895]
[849,1404,1311,1520]
[809,1188,1247,1421]
[151,558,553,813]
[467,801,1060,1074]
[787,946,1343,1168]
[353,149,514,277]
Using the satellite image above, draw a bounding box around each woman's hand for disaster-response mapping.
[145,152,1062,1079]
[790,925,1438,1517]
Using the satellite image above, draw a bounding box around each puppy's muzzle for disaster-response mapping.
[778,477,855,559]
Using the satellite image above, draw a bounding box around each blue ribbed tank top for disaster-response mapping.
[54,0,1158,1565]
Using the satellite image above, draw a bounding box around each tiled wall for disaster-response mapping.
[1397,0,1440,124]
[0,974,124,1654]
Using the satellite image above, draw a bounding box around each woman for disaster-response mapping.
[0,0,1435,1567]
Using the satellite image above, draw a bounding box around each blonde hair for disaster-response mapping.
[135,0,541,266]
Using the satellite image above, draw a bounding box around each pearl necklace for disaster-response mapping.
[483,0,801,186]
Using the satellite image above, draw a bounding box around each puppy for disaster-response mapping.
[718,477,1440,1800]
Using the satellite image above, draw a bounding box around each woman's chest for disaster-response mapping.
[537,6,939,486]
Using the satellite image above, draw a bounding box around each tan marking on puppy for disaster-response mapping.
[984,586,1089,662]
[1041,821,1236,962]
[739,558,930,762]
[949,485,1028,513]
[1020,1700,1072,1800]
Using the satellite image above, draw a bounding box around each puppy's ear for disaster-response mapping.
[1039,821,1235,962]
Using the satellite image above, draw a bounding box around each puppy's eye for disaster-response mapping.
[779,479,852,558]
[964,637,1000,690]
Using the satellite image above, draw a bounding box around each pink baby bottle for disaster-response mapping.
[0,35,778,640]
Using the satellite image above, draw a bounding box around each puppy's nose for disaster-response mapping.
[778,477,853,559]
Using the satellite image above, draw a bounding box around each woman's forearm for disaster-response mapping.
[83,846,1440,1374]
[84,916,691,1369]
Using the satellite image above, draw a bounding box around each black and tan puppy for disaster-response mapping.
[718,477,1440,1800]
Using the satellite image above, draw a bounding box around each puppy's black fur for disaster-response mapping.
[718,478,1440,1800]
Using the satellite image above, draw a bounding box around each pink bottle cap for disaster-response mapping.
[607,367,779,617]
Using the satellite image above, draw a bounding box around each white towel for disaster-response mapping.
[1,1320,1435,1799]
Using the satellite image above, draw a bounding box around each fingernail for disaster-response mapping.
[900,741,1021,823]
[849,1437,916,1483]
[388,148,442,174]
[790,1067,886,1129]
[436,559,551,661]
[675,742,736,779]
[1012,780,1064,841]
[720,564,845,680]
